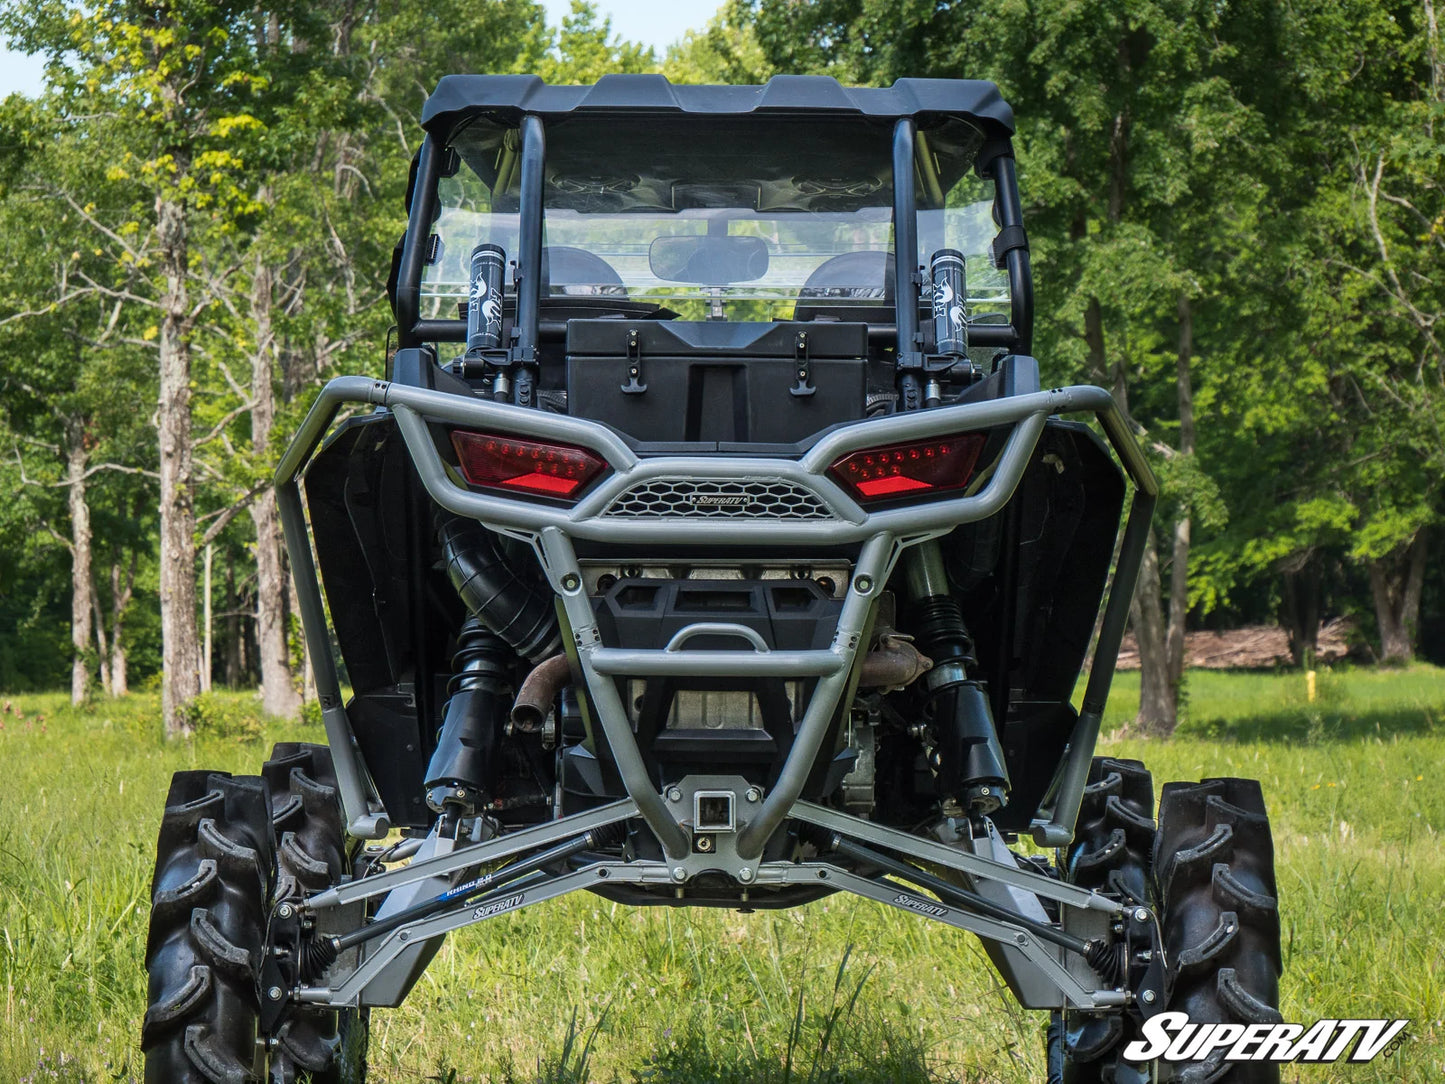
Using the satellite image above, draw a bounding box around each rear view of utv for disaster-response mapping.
[142,75,1283,1084]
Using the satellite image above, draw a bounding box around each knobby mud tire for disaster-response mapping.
[1059,756,1156,1084]
[1154,777,1282,1084]
[263,743,369,1084]
[143,770,275,1084]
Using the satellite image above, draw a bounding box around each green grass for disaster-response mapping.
[0,666,1441,1082]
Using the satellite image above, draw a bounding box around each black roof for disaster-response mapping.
[420,74,1014,140]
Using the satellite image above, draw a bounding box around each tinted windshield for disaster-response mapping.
[421,114,1007,323]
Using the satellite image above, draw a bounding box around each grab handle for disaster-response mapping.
[665,623,771,653]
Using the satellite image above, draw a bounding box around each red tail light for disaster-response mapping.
[450,430,607,499]
[829,433,987,503]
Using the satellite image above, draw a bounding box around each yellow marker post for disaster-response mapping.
[1306,670,1317,702]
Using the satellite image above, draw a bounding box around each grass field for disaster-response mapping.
[0,665,1441,1082]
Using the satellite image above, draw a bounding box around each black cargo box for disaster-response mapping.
[565,320,868,445]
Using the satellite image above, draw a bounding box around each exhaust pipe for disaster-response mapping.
[858,635,933,689]
[510,653,573,734]
[507,635,931,740]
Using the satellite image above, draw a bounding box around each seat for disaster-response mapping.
[542,245,626,296]
[538,244,670,323]
[793,250,895,323]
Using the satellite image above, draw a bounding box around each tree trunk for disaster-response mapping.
[1369,529,1428,663]
[65,418,94,706]
[224,554,243,687]
[110,555,136,697]
[1164,293,1195,692]
[240,594,255,683]
[157,192,202,736]
[1130,294,1196,736]
[91,585,110,695]
[249,256,303,718]
[1131,529,1177,735]
[202,542,213,694]
[1280,562,1321,667]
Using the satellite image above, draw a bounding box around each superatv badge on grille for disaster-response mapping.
[689,494,750,507]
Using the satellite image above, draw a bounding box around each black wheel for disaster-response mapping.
[1057,757,1156,1084]
[263,743,369,1084]
[1154,778,1282,1084]
[143,770,275,1083]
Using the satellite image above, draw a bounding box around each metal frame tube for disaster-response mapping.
[322,866,607,1006]
[892,118,922,410]
[303,798,639,910]
[513,114,545,400]
[410,318,1023,347]
[300,859,1123,1011]
[589,647,844,678]
[1031,419,1157,845]
[791,801,1118,914]
[276,484,388,839]
[989,155,1033,355]
[1032,709,1102,847]
[538,526,691,859]
[819,867,1114,1007]
[397,139,442,349]
[825,834,1091,954]
[1082,486,1156,716]
[387,395,1049,545]
[734,532,895,859]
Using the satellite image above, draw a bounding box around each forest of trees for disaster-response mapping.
[0,0,1440,738]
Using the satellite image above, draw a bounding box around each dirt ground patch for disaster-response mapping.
[1117,618,1353,670]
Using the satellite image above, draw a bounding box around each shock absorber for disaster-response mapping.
[424,617,513,815]
[904,540,1011,815]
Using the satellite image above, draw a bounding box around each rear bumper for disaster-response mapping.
[279,375,1146,544]
[276,370,1155,857]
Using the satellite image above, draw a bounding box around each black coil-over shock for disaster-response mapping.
[904,541,1011,815]
[424,616,513,815]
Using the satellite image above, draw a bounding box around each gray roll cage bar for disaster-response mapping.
[275,75,1160,1016]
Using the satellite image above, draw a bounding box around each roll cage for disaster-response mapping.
[389,74,1035,413]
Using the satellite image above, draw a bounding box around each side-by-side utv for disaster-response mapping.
[142,75,1283,1083]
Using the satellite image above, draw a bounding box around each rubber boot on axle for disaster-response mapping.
[904,541,1010,814]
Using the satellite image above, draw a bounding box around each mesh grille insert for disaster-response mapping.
[602,478,834,520]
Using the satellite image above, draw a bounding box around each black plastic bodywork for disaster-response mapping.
[948,420,1125,831]
[418,74,1015,142]
[305,415,459,828]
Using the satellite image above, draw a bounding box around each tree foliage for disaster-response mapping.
[0,0,1440,719]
